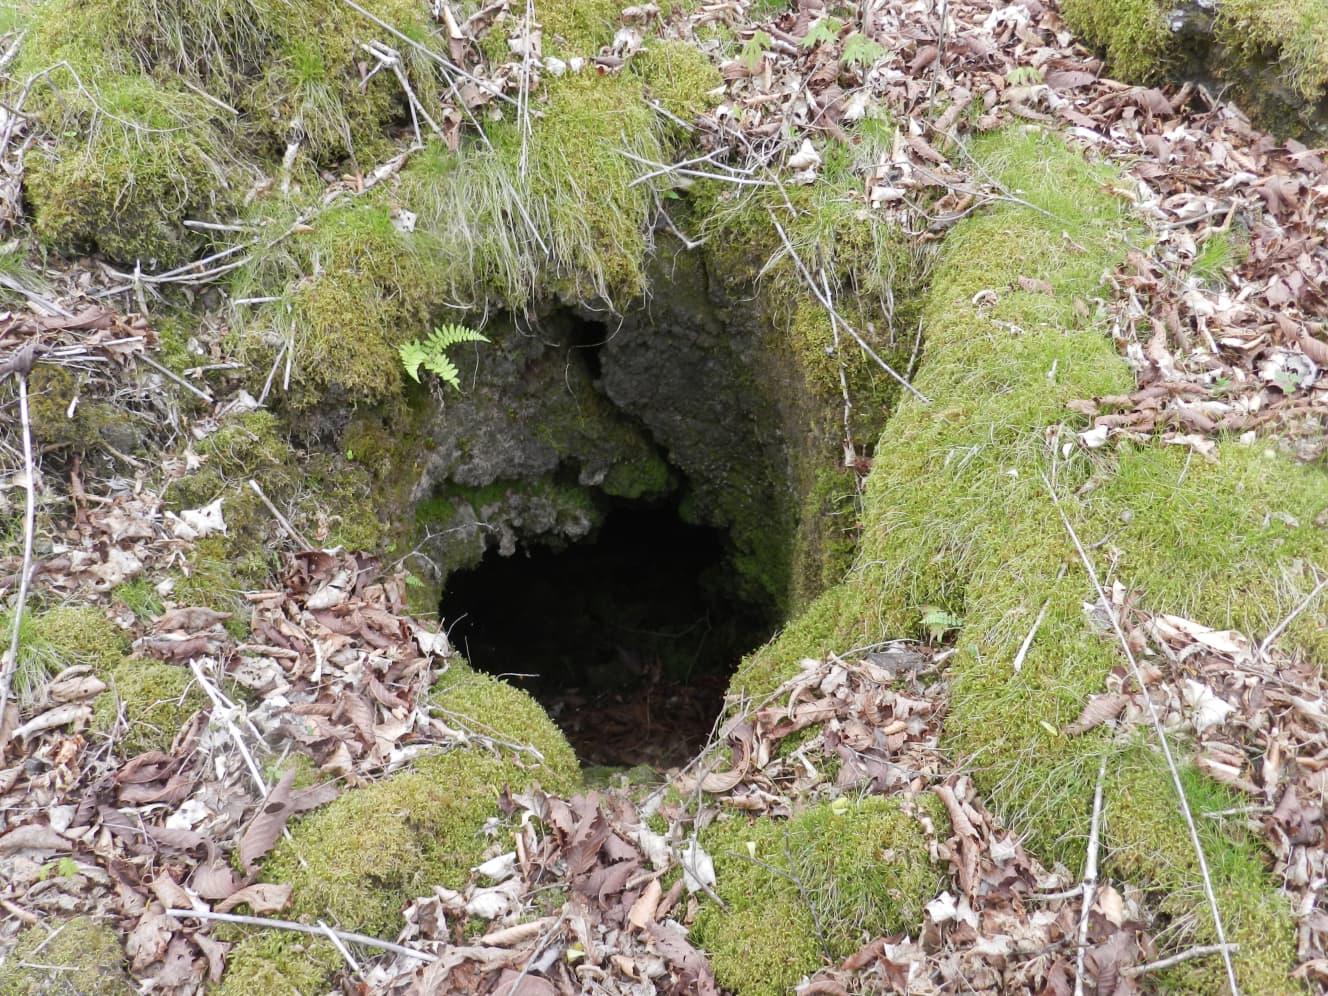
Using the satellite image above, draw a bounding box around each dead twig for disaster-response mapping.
[1012,563,1067,672]
[1122,943,1240,978]
[1043,470,1240,996]
[0,344,39,717]
[166,908,439,962]
[248,479,313,550]
[1073,755,1107,996]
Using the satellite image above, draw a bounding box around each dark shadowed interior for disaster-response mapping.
[439,499,776,767]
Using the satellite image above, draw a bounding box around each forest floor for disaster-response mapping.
[3,0,1328,993]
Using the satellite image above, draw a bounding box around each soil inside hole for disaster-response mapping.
[440,500,776,768]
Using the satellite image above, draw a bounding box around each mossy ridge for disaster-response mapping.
[1058,0,1175,84]
[1218,0,1328,103]
[217,659,579,992]
[692,795,947,996]
[1061,0,1328,136]
[729,127,1316,992]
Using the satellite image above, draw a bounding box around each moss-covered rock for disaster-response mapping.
[27,366,143,456]
[216,660,579,993]
[0,917,134,995]
[92,657,207,756]
[693,796,947,996]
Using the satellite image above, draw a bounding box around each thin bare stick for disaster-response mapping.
[1013,563,1067,673]
[248,479,313,550]
[617,148,775,186]
[137,353,213,403]
[1043,471,1240,996]
[336,0,516,107]
[166,908,439,962]
[318,919,364,976]
[1258,568,1328,660]
[768,214,930,403]
[1122,943,1240,978]
[1073,756,1107,996]
[0,349,38,717]
[178,77,240,116]
[820,267,857,470]
[189,660,267,797]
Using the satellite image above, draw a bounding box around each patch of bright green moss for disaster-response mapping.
[0,916,134,996]
[693,796,946,996]
[537,0,623,54]
[632,39,723,125]
[430,659,583,787]
[92,657,206,756]
[4,605,131,700]
[1059,0,1175,83]
[221,704,577,993]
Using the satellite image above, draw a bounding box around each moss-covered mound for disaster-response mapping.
[216,658,579,993]
[693,796,947,996]
[730,127,1323,993]
[91,657,206,756]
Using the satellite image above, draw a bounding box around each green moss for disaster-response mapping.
[0,916,134,995]
[92,657,207,756]
[218,659,579,991]
[728,128,1315,991]
[222,734,576,991]
[0,604,125,705]
[16,0,437,262]
[537,0,623,54]
[693,796,946,996]
[1059,0,1174,83]
[1108,754,1299,994]
[600,449,673,499]
[632,39,723,124]
[8,604,135,703]
[396,69,667,311]
[26,366,138,455]
[1220,0,1328,102]
[430,659,583,789]
[22,75,236,265]
[167,409,384,582]
[214,928,337,996]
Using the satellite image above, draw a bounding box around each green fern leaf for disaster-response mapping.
[397,324,489,390]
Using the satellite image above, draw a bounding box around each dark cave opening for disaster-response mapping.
[439,499,777,768]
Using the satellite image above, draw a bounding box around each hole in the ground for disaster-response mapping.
[440,499,776,768]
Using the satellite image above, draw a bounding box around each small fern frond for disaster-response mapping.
[398,323,489,391]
